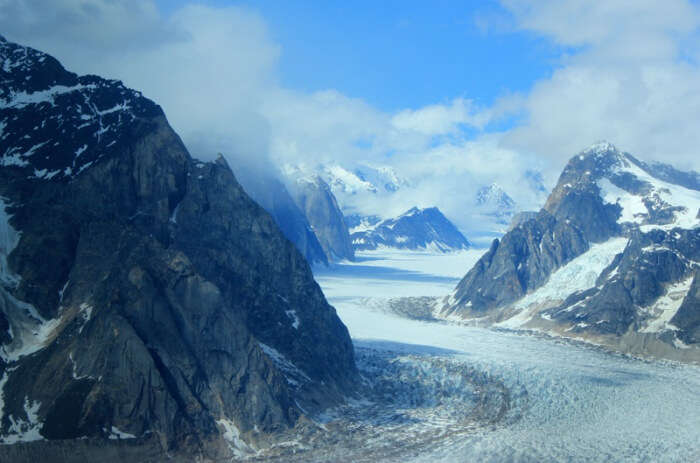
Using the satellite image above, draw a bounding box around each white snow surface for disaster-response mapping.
[315,248,700,462]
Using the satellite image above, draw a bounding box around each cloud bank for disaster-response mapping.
[1,0,699,232]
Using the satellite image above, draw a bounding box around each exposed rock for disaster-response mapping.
[0,35,358,460]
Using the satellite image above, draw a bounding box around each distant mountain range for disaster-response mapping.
[437,142,700,362]
[351,207,471,252]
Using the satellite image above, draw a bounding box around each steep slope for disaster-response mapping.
[351,207,471,252]
[286,174,354,262]
[440,142,700,361]
[0,36,357,460]
[235,168,328,266]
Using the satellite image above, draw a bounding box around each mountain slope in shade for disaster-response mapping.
[235,167,329,265]
[286,174,354,262]
[0,36,358,460]
[439,142,700,362]
[351,207,471,252]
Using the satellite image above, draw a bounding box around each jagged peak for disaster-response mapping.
[582,140,618,155]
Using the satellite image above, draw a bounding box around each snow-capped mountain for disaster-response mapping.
[438,142,700,361]
[0,35,358,459]
[317,163,409,200]
[474,183,517,226]
[351,207,471,252]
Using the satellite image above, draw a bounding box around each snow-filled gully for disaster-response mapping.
[263,250,700,463]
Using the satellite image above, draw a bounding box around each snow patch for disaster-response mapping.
[639,277,693,333]
[217,418,257,458]
[107,426,136,440]
[285,310,300,329]
[1,397,43,444]
[259,342,310,385]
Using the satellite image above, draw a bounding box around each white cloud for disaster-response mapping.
[497,0,700,171]
[2,0,698,237]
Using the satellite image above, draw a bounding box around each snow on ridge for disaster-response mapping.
[0,84,92,109]
[583,140,617,155]
[323,165,377,194]
[596,154,700,230]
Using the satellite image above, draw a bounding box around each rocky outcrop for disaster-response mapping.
[440,142,700,361]
[287,175,354,262]
[0,36,358,460]
[351,207,471,252]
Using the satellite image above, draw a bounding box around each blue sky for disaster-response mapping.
[155,0,563,111]
[2,0,700,225]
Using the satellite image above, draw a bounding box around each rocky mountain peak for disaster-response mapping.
[0,37,358,459]
[476,183,516,209]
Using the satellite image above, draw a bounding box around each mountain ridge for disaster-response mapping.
[438,142,700,362]
[0,35,358,460]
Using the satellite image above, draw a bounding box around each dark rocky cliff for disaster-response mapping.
[0,36,357,460]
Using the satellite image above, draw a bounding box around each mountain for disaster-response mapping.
[0,36,358,461]
[474,183,517,226]
[286,174,354,262]
[235,168,328,265]
[351,207,471,252]
[438,142,700,361]
[319,164,408,198]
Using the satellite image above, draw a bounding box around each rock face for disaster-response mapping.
[287,175,354,262]
[235,169,329,266]
[440,142,700,361]
[351,207,471,252]
[0,36,358,460]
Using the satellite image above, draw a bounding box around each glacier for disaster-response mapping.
[302,249,700,463]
